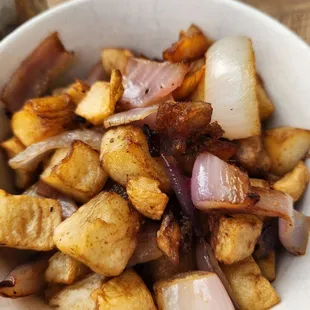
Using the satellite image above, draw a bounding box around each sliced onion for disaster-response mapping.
[9,130,103,171]
[104,105,158,128]
[205,36,260,140]
[120,58,188,110]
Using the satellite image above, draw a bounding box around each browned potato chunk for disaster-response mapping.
[75,70,123,125]
[256,82,274,121]
[264,127,310,176]
[250,178,270,189]
[157,212,181,264]
[272,161,309,201]
[92,269,156,310]
[11,94,74,146]
[127,176,168,220]
[66,80,90,105]
[0,190,61,251]
[49,273,106,310]
[101,48,133,75]
[45,252,90,284]
[53,192,140,276]
[1,136,34,189]
[255,252,276,282]
[100,125,171,192]
[189,72,205,101]
[209,215,263,265]
[41,140,108,203]
[221,256,280,310]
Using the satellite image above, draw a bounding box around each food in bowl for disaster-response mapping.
[0,24,309,310]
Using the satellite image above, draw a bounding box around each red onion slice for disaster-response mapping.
[9,130,103,171]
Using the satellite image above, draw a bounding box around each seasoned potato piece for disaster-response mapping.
[209,215,263,265]
[256,82,274,121]
[45,252,90,284]
[272,161,309,201]
[100,125,171,192]
[250,178,270,189]
[101,48,133,75]
[66,80,90,105]
[264,127,310,176]
[41,140,108,203]
[11,94,75,146]
[0,190,61,251]
[50,273,106,310]
[75,70,123,125]
[92,269,156,310]
[1,136,34,189]
[157,212,181,264]
[127,176,168,220]
[53,192,140,276]
[189,71,205,101]
[222,257,279,310]
[255,252,276,282]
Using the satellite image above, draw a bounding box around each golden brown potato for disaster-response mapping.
[11,94,75,146]
[157,212,181,264]
[264,127,310,176]
[189,71,205,101]
[41,140,108,203]
[127,176,168,220]
[101,48,133,75]
[53,192,140,276]
[45,252,90,284]
[75,70,123,125]
[255,252,276,282]
[92,269,157,310]
[1,136,34,189]
[66,80,90,105]
[250,178,270,189]
[272,161,309,201]
[221,256,280,310]
[49,273,107,310]
[209,215,263,265]
[100,125,171,192]
[256,82,275,121]
[0,190,61,251]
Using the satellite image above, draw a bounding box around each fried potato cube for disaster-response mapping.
[11,94,75,146]
[189,71,205,101]
[0,190,61,251]
[101,48,133,75]
[209,215,263,265]
[221,256,280,310]
[100,125,171,192]
[127,176,168,220]
[41,140,108,203]
[272,161,309,201]
[1,136,34,189]
[250,178,270,189]
[49,273,106,310]
[255,252,276,282]
[92,269,156,310]
[75,70,123,125]
[256,82,275,121]
[264,127,310,176]
[66,80,90,105]
[45,252,90,284]
[53,192,140,276]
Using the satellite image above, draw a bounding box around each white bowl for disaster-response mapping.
[0,0,310,308]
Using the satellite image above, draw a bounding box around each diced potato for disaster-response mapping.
[189,71,205,101]
[209,214,263,265]
[75,70,123,125]
[100,125,171,193]
[11,94,75,146]
[92,269,156,310]
[53,192,140,276]
[127,176,168,220]
[101,48,133,75]
[45,252,90,284]
[157,212,181,264]
[66,80,90,105]
[1,136,34,189]
[0,190,61,251]
[255,252,276,282]
[272,161,309,201]
[256,82,274,121]
[250,178,270,189]
[264,127,310,176]
[41,140,108,203]
[49,273,106,310]
[221,256,280,310]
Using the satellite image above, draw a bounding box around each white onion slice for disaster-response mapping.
[9,129,103,171]
[104,105,158,128]
[205,36,260,140]
[154,271,234,310]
